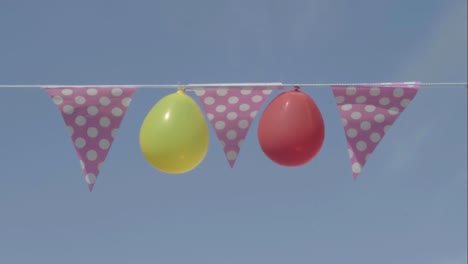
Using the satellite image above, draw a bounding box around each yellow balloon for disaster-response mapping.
[139,89,209,174]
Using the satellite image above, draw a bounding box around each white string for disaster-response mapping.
[0,82,465,89]
[285,82,466,87]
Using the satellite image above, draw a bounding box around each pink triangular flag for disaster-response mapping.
[44,87,137,191]
[190,83,283,167]
[331,82,420,179]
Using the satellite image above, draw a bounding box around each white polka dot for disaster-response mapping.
[240,89,252,95]
[388,107,399,115]
[99,139,110,150]
[393,88,404,98]
[365,105,376,112]
[374,114,385,123]
[75,115,86,126]
[86,89,98,96]
[347,128,358,138]
[122,97,132,107]
[342,118,348,126]
[226,150,237,161]
[335,96,345,104]
[87,106,98,116]
[351,112,362,120]
[112,107,123,117]
[85,173,96,184]
[75,137,86,148]
[111,88,123,97]
[220,140,226,148]
[352,162,362,174]
[87,150,98,161]
[401,99,411,108]
[100,117,110,127]
[67,126,74,135]
[348,148,354,158]
[226,130,237,140]
[369,87,381,96]
[238,120,249,129]
[356,141,367,151]
[262,89,272,95]
[238,139,245,148]
[370,132,381,143]
[87,127,98,138]
[227,112,237,120]
[228,96,239,104]
[204,97,215,105]
[80,160,85,169]
[62,89,73,96]
[250,111,258,118]
[341,104,352,111]
[355,96,367,103]
[360,121,371,131]
[384,125,391,133]
[207,113,214,121]
[239,104,250,111]
[379,97,390,106]
[100,96,110,106]
[111,129,118,138]
[53,96,63,105]
[63,105,74,115]
[215,121,225,130]
[75,96,86,105]
[346,86,357,95]
[251,95,263,103]
[216,88,228,96]
[194,89,205,96]
[216,105,226,113]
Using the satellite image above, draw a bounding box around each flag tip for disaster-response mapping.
[352,174,359,181]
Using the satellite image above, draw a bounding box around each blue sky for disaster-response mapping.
[0,0,466,263]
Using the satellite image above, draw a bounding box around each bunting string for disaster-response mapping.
[0,82,466,89]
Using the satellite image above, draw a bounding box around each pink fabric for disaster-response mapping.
[192,85,283,167]
[44,87,137,191]
[331,82,419,179]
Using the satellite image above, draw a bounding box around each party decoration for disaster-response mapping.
[190,83,283,167]
[44,86,137,191]
[257,87,325,166]
[139,89,209,174]
[331,82,420,179]
[1,81,461,191]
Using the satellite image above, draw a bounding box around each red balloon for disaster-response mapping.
[257,89,325,166]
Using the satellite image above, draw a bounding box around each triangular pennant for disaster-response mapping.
[189,83,283,167]
[331,82,420,179]
[44,87,137,191]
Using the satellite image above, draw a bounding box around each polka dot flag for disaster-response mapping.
[190,83,284,167]
[331,82,420,179]
[44,87,137,191]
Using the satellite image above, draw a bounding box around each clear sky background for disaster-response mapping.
[0,1,466,263]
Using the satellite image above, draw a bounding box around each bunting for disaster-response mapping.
[44,87,137,191]
[0,81,460,191]
[331,82,420,179]
[190,83,283,167]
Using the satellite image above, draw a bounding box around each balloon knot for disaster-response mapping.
[293,85,300,91]
[177,87,186,93]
